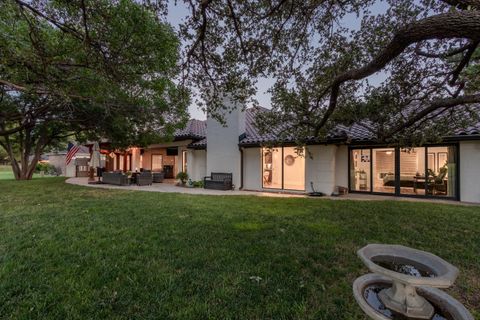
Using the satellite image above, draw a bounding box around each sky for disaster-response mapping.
[165,1,390,120]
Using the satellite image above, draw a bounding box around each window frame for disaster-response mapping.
[348,144,459,200]
[261,146,305,191]
[151,154,164,172]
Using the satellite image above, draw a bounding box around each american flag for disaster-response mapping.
[66,143,80,165]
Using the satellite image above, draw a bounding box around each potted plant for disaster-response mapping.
[176,171,189,186]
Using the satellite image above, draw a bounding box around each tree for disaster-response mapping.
[0,0,189,180]
[177,0,480,144]
[0,145,8,164]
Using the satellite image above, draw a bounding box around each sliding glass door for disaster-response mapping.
[349,145,458,199]
[262,147,305,191]
[372,148,396,194]
[350,149,371,192]
[399,147,426,196]
[426,146,457,198]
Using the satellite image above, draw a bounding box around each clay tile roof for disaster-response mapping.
[189,138,207,149]
[453,121,480,136]
[241,106,281,144]
[175,119,207,139]
[183,104,480,149]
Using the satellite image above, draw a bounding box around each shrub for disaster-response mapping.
[176,171,188,185]
[35,162,58,175]
[192,180,204,188]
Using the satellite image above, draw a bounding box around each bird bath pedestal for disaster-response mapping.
[379,280,433,319]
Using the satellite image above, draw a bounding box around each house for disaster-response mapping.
[45,146,91,176]
[95,98,480,203]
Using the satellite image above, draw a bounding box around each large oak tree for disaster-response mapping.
[177,0,480,144]
[0,0,189,180]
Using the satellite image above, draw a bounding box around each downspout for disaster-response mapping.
[239,146,244,190]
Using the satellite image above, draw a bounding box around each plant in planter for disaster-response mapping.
[176,171,189,185]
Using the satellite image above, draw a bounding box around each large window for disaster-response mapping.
[151,154,163,171]
[400,147,426,195]
[427,146,456,197]
[373,148,396,194]
[349,145,457,199]
[283,147,305,190]
[350,149,371,192]
[262,147,305,190]
[262,148,282,189]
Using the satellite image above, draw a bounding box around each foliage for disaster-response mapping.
[176,171,188,184]
[0,146,8,162]
[174,0,480,145]
[0,0,189,180]
[0,178,479,319]
[464,48,480,93]
[192,180,204,188]
[35,162,59,175]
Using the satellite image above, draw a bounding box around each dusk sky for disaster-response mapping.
[166,1,389,120]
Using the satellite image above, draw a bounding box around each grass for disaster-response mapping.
[0,178,479,319]
[0,165,55,180]
[0,165,14,180]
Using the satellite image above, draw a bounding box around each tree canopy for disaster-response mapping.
[0,0,189,179]
[177,0,480,145]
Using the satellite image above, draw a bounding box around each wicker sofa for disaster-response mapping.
[204,172,233,190]
[102,172,129,186]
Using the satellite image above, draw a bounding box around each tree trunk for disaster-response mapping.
[6,147,39,180]
[1,127,49,180]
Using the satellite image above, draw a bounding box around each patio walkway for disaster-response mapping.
[66,177,303,197]
[65,177,473,205]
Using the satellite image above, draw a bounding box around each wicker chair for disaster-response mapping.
[136,172,153,186]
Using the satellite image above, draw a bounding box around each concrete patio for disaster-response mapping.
[65,177,473,205]
[66,177,304,197]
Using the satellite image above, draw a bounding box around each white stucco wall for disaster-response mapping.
[460,140,480,203]
[205,97,245,189]
[47,153,89,177]
[335,145,349,189]
[305,145,337,195]
[188,149,206,181]
[242,147,262,190]
[47,154,67,176]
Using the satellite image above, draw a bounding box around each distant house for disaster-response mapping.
[45,146,90,176]
[87,100,480,203]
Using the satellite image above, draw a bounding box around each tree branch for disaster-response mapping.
[441,0,480,10]
[449,40,479,85]
[387,93,480,137]
[315,10,480,130]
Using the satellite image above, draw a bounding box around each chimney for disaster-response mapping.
[206,95,246,189]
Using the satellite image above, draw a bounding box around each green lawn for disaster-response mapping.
[0,165,13,180]
[0,178,479,319]
[0,165,56,180]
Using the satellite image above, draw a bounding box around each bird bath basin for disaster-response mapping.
[353,244,473,320]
